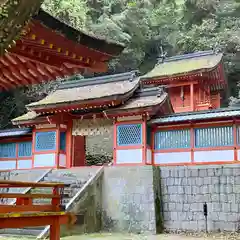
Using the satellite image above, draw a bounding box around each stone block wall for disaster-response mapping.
[160,164,240,232]
[102,166,156,233]
[72,119,113,158]
[86,131,113,158]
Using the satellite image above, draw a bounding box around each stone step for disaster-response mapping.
[43,179,87,187]
[33,197,71,205]
[49,170,93,179]
[44,174,88,181]
[0,228,44,236]
[31,187,80,197]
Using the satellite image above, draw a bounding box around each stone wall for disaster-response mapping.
[60,167,103,236]
[86,131,113,158]
[102,166,157,233]
[160,164,240,232]
[72,119,113,158]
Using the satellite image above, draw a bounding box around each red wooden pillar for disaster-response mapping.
[190,83,194,111]
[72,136,86,167]
[50,218,60,240]
[113,119,117,165]
[142,119,147,164]
[66,121,73,168]
[55,125,60,168]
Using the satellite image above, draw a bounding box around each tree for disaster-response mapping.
[3,0,240,127]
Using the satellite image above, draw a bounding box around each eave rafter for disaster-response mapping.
[26,21,110,61]
[13,41,106,72]
[0,15,112,90]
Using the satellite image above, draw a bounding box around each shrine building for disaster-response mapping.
[1,50,240,170]
[0,9,124,91]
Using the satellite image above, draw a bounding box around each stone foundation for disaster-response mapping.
[160,164,240,232]
[102,166,157,233]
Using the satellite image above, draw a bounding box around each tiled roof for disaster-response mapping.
[105,87,169,114]
[27,71,140,111]
[12,111,40,124]
[150,107,240,124]
[0,128,32,137]
[141,50,223,80]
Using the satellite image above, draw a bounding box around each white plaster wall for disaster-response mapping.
[116,149,143,164]
[154,152,191,164]
[194,150,234,162]
[17,159,32,169]
[0,161,16,170]
[34,153,56,167]
[237,150,240,161]
[59,154,66,167]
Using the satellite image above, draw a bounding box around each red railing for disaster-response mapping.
[0,180,76,240]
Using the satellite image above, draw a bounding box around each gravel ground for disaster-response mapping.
[0,233,240,240]
[63,233,240,240]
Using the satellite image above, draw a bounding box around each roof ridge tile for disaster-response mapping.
[58,70,139,90]
[158,50,217,64]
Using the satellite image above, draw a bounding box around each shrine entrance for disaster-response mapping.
[71,119,114,167]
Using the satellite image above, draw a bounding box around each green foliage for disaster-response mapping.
[42,0,89,29]
[2,0,240,127]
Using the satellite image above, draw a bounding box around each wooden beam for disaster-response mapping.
[9,54,38,84]
[0,213,71,228]
[0,64,23,87]
[0,72,15,89]
[0,193,60,199]
[27,21,110,60]
[2,56,30,85]
[0,205,57,213]
[0,180,67,188]
[22,39,95,66]
[11,47,65,69]
[36,64,55,79]
[166,81,198,88]
[17,41,93,68]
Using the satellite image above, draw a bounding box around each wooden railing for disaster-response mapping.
[0,180,76,240]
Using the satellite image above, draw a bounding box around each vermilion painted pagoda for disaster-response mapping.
[2,50,240,170]
[0,5,124,91]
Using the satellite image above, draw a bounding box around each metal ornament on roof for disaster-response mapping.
[157,46,167,64]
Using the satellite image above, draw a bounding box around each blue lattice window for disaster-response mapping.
[117,124,142,146]
[154,129,190,150]
[0,143,16,158]
[195,126,233,148]
[60,132,66,151]
[35,131,56,151]
[18,141,32,157]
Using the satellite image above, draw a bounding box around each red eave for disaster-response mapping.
[0,20,114,91]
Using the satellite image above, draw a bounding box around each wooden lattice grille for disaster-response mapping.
[117,124,142,146]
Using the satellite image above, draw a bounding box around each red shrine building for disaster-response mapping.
[0,9,124,91]
[141,51,226,112]
[1,50,240,170]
